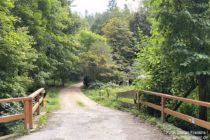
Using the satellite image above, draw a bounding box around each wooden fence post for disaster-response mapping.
[28,99,33,129]
[137,92,141,110]
[36,95,40,115]
[23,99,33,130]
[41,92,45,106]
[24,100,30,130]
[161,97,166,123]
[106,89,110,99]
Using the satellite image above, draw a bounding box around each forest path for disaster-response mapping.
[17,83,171,140]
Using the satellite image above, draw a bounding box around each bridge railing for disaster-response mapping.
[0,88,45,130]
[116,90,210,130]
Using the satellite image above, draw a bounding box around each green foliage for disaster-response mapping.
[152,0,210,78]
[37,114,48,128]
[77,30,106,50]
[102,17,136,75]
[12,0,81,88]
[45,88,60,112]
[129,7,151,40]
[0,0,36,98]
[90,8,131,34]
[83,5,136,82]
[134,0,210,132]
[0,0,80,135]
[85,84,134,109]
[78,30,123,87]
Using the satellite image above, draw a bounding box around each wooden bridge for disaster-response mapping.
[0,88,210,132]
[0,88,45,130]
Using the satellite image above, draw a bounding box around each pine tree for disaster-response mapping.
[108,0,117,11]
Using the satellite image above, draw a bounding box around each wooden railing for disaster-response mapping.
[116,90,210,130]
[0,88,45,130]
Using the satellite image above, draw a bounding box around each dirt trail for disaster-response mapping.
[17,83,171,140]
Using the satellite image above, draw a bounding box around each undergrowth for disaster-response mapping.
[44,88,60,112]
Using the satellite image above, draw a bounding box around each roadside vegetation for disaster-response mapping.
[84,83,134,109]
[36,87,61,129]
[44,88,60,113]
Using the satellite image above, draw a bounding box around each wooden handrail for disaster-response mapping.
[0,114,24,123]
[139,90,210,130]
[140,90,210,108]
[29,88,45,98]
[116,90,137,99]
[0,97,32,103]
[0,88,45,130]
[116,90,210,130]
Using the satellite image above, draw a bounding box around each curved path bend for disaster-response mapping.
[17,83,171,140]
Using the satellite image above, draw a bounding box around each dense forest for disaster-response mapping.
[0,0,209,136]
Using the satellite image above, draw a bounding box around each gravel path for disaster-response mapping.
[16,83,171,140]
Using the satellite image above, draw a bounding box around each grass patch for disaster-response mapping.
[35,87,60,130]
[85,87,200,140]
[44,88,60,112]
[10,123,29,135]
[84,85,134,109]
[37,113,48,128]
[77,101,85,107]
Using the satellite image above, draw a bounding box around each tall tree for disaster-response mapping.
[102,18,136,77]
[0,0,36,98]
[146,0,210,121]
[108,0,117,11]
[78,30,122,87]
[129,8,151,42]
[13,0,81,87]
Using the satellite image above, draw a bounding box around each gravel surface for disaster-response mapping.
[16,83,171,140]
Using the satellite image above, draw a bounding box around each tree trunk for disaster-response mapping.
[61,77,65,87]
[197,76,209,121]
[54,78,56,86]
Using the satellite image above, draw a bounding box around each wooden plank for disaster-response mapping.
[0,114,24,123]
[0,97,32,103]
[165,108,210,130]
[32,97,44,114]
[140,90,210,108]
[141,101,161,111]
[39,97,44,104]
[36,95,40,115]
[29,88,45,98]
[161,97,166,122]
[32,102,39,114]
[116,90,137,99]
